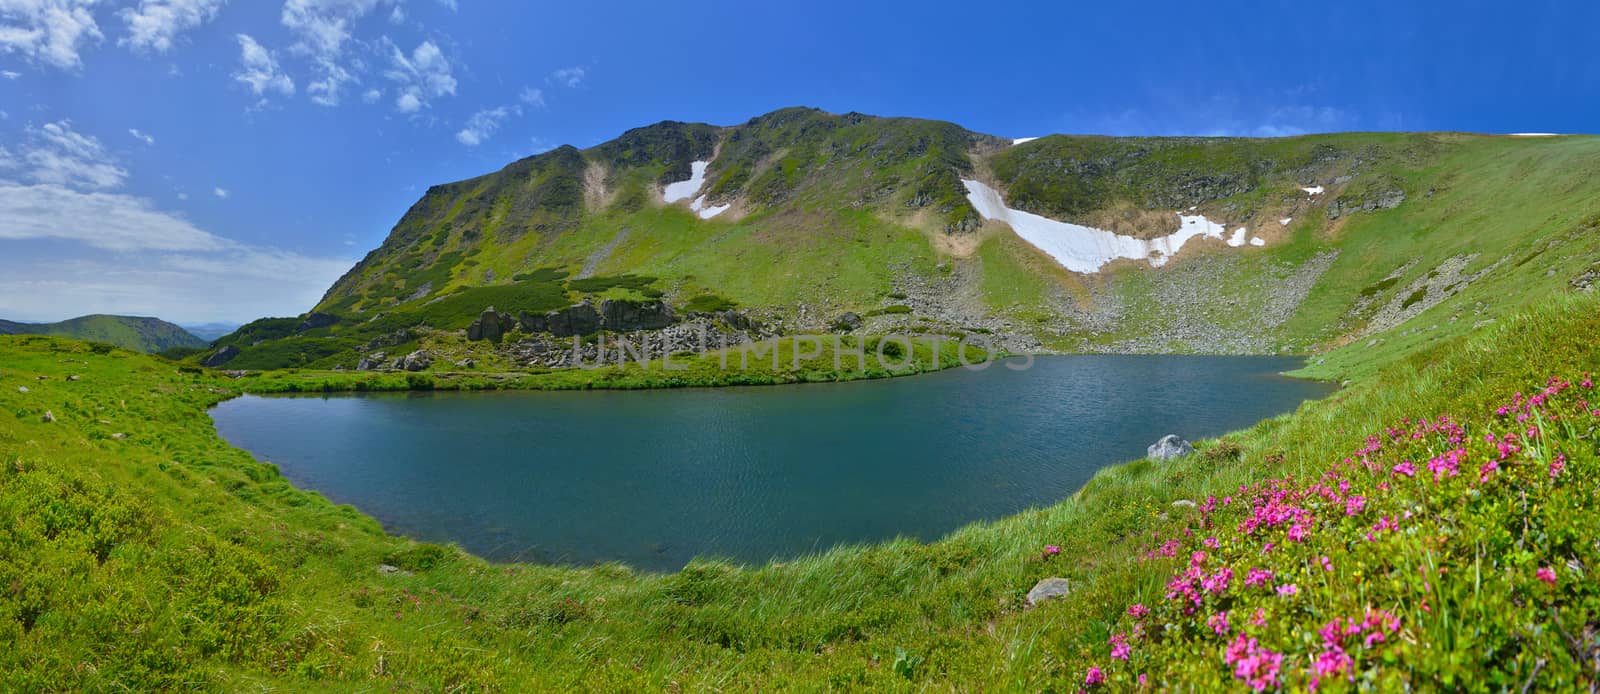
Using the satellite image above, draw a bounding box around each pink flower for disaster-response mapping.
[1224,634,1283,692]
[1110,632,1132,661]
[1245,567,1274,587]
[1209,611,1231,635]
[1537,566,1557,586]
[1128,603,1149,619]
[1276,583,1298,597]
[1202,567,1234,595]
[1392,460,1416,477]
[1204,536,1220,549]
[1044,544,1061,557]
[1478,459,1499,483]
[1085,665,1105,686]
[1251,608,1268,627]
[1550,453,1566,479]
[1344,496,1366,515]
[1138,673,1148,688]
[1320,556,1334,572]
[1313,646,1354,682]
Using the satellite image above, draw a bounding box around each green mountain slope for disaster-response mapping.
[206,109,1600,377]
[0,314,206,353]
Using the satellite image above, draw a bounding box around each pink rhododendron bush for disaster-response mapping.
[1069,375,1600,691]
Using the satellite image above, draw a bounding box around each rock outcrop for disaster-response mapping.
[357,352,387,371]
[599,299,676,331]
[200,345,240,367]
[1327,189,1405,219]
[1148,434,1195,460]
[466,307,516,342]
[365,329,415,352]
[297,311,340,331]
[517,301,603,337]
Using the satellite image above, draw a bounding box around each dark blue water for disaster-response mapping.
[210,356,1331,571]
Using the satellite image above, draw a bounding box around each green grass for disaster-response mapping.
[235,334,985,393]
[3,291,1599,689]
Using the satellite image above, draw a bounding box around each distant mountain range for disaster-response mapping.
[0,315,208,353]
[178,322,240,342]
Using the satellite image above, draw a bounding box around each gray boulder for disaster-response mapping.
[1148,434,1195,460]
[830,312,864,332]
[200,345,240,367]
[357,352,387,371]
[466,306,515,342]
[397,350,431,372]
[1026,577,1071,607]
[717,309,757,332]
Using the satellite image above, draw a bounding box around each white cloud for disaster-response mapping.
[280,0,391,106]
[0,183,223,251]
[1,120,127,190]
[176,190,187,200]
[212,186,227,198]
[383,38,454,112]
[0,183,353,322]
[1,69,19,79]
[118,0,225,54]
[453,85,544,146]
[232,33,294,100]
[361,86,381,103]
[548,65,584,88]
[435,0,455,10]
[455,105,516,146]
[128,127,155,145]
[0,0,103,70]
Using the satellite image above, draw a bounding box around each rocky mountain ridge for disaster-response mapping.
[196,108,1600,379]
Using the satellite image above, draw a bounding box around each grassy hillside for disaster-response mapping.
[3,290,1597,689]
[203,107,1600,375]
[0,314,206,353]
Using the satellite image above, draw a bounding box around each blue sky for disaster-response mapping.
[1,0,1595,324]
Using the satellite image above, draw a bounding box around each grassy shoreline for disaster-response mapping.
[2,294,1598,690]
[227,334,996,394]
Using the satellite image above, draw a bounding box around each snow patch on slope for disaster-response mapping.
[1302,186,1324,195]
[1227,227,1249,248]
[1280,217,1293,226]
[1250,237,1266,247]
[690,195,730,219]
[962,179,1256,273]
[663,160,709,203]
[1012,137,1039,145]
